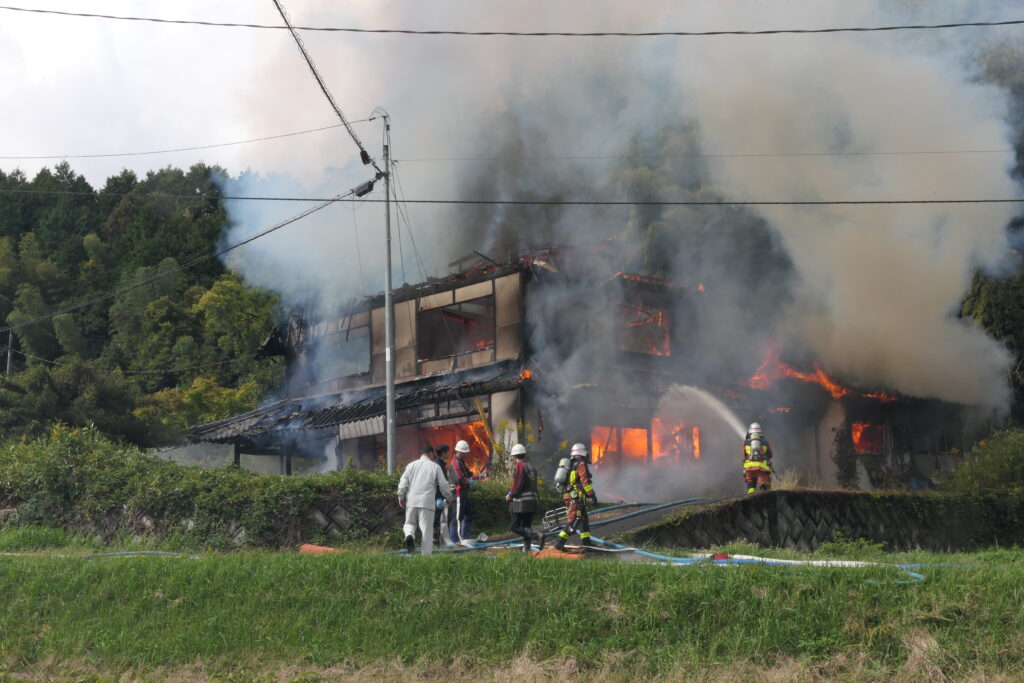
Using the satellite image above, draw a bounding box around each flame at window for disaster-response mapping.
[421,420,492,473]
[591,420,701,465]
[851,423,885,454]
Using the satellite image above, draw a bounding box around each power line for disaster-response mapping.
[0,189,354,335]
[395,148,1018,163]
[2,187,1023,206]
[122,356,260,376]
[0,121,374,161]
[11,348,63,367]
[270,0,380,175]
[2,6,1022,37]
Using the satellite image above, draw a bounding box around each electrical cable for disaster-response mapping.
[10,348,63,366]
[121,356,260,376]
[2,6,1022,37]
[3,187,1023,206]
[270,0,381,175]
[0,121,374,161]
[395,148,1017,163]
[0,189,355,335]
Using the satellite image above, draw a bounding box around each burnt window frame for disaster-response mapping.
[309,314,372,383]
[416,294,497,362]
[617,286,672,357]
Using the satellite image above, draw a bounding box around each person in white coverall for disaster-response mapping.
[397,446,452,556]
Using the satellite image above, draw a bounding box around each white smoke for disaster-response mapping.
[214,0,1023,411]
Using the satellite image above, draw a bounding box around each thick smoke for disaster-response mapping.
[218,1,1024,417]
[674,31,1019,410]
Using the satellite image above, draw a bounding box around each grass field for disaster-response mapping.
[0,527,1020,681]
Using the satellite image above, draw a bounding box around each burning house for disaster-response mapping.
[189,246,713,481]
[189,243,975,496]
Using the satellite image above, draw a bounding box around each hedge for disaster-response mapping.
[0,425,561,549]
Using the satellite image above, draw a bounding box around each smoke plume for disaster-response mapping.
[218,0,1024,415]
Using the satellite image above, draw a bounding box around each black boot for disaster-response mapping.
[581,537,594,547]
[405,535,415,554]
[535,531,546,552]
[553,535,566,551]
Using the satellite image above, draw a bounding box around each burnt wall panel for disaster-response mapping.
[421,358,454,375]
[491,390,521,445]
[419,291,454,310]
[456,281,493,303]
[495,273,522,360]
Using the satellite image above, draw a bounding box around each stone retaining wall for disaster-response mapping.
[629,490,1024,552]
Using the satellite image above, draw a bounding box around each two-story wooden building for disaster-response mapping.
[189,246,705,476]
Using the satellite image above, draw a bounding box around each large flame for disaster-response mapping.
[748,342,899,402]
[747,343,850,398]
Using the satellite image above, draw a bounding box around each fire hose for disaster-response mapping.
[588,537,928,584]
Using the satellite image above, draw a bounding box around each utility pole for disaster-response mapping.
[5,330,11,377]
[382,114,396,475]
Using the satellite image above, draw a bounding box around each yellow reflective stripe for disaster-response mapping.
[580,532,591,539]
[558,530,570,539]
[583,484,594,493]
[743,460,770,470]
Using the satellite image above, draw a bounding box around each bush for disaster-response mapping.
[0,425,566,549]
[0,424,400,548]
[945,428,1024,493]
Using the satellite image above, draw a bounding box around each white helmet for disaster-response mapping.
[570,442,588,457]
[455,440,470,453]
[510,443,527,457]
[749,422,762,434]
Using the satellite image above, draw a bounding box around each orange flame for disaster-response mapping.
[421,420,491,473]
[519,368,533,380]
[863,391,898,403]
[851,422,885,454]
[749,342,868,400]
[591,419,702,465]
[697,283,705,292]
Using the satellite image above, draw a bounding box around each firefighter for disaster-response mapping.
[505,443,544,552]
[553,442,598,550]
[742,422,774,494]
[447,439,477,544]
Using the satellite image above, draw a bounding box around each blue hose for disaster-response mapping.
[590,537,927,583]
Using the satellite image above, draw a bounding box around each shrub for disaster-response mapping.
[0,425,565,549]
[945,428,1024,493]
[0,424,400,548]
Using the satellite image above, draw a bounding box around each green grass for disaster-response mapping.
[0,546,1020,680]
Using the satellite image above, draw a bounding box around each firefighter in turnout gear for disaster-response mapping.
[553,442,598,550]
[505,444,544,552]
[742,422,774,494]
